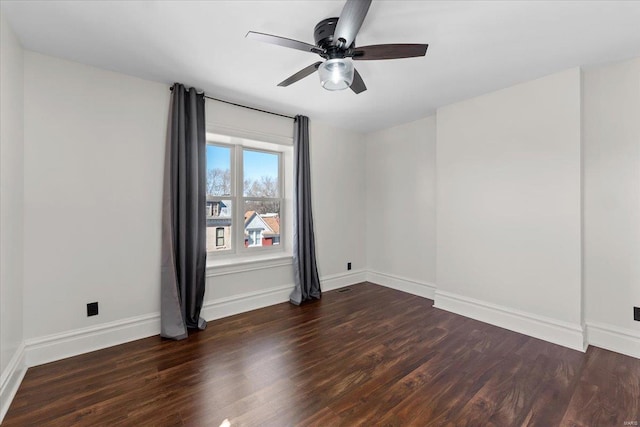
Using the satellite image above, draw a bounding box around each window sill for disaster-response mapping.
[206,253,293,277]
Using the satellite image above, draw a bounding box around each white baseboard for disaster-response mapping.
[24,285,293,369]
[586,321,640,359]
[366,270,436,300]
[202,269,365,319]
[434,290,585,352]
[0,342,26,424]
[202,284,293,321]
[25,313,161,368]
[322,269,367,292]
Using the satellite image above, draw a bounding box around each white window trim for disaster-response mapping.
[206,131,293,267]
[206,254,293,277]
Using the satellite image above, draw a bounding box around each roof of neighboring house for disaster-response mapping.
[244,211,256,225]
[206,197,228,205]
[207,218,231,227]
[262,216,280,235]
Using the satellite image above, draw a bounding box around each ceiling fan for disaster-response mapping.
[246,0,429,94]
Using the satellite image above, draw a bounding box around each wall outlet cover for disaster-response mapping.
[87,302,99,317]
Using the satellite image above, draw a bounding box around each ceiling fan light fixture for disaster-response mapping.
[318,58,354,91]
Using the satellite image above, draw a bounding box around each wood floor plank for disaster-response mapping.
[3,283,639,426]
[560,346,640,427]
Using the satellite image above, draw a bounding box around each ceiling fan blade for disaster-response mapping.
[334,0,372,48]
[352,44,429,60]
[278,62,323,87]
[246,31,322,54]
[350,68,367,94]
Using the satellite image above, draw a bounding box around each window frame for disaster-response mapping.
[206,136,287,259]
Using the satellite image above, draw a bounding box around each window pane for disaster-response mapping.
[243,150,279,197]
[207,199,232,252]
[207,145,231,196]
[244,201,280,247]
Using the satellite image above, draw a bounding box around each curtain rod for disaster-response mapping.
[204,95,295,120]
[169,85,294,120]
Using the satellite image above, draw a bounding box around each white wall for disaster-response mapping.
[310,121,366,278]
[435,68,584,350]
[0,10,26,417]
[583,58,640,358]
[23,52,169,341]
[21,52,366,365]
[365,116,437,296]
[206,98,293,144]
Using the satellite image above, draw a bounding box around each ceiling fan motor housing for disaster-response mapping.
[314,17,354,53]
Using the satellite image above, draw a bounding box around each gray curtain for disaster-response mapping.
[290,115,322,305]
[160,84,207,339]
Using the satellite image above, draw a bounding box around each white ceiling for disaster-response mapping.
[2,1,640,133]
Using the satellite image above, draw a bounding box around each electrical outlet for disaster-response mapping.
[347,262,352,271]
[87,302,99,317]
[634,306,640,321]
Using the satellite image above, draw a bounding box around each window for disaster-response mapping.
[215,227,225,247]
[247,229,262,247]
[206,133,290,259]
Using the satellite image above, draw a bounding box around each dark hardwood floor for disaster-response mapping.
[4,283,639,426]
